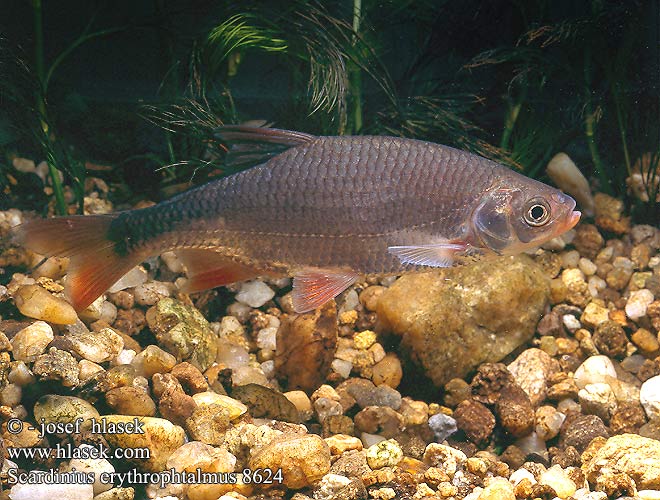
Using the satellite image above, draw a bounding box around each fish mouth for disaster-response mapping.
[564,210,581,231]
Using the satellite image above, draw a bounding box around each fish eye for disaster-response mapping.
[523,199,550,226]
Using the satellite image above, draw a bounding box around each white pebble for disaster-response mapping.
[361,432,386,448]
[316,473,353,498]
[225,302,252,322]
[557,398,581,414]
[112,349,136,365]
[572,489,607,500]
[339,289,360,313]
[133,280,172,306]
[509,468,537,486]
[578,257,597,276]
[578,383,617,421]
[10,321,54,362]
[9,482,94,500]
[215,315,245,338]
[107,266,147,293]
[639,490,660,500]
[561,250,581,269]
[236,280,275,308]
[539,464,576,499]
[160,251,184,273]
[535,406,565,441]
[574,355,617,389]
[8,362,35,386]
[562,314,581,332]
[232,365,268,386]
[588,275,607,298]
[0,383,21,407]
[331,358,353,378]
[256,326,278,351]
[515,432,547,459]
[626,289,654,320]
[260,360,275,378]
[66,444,115,495]
[216,340,250,369]
[640,375,660,421]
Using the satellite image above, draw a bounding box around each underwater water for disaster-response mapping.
[1,1,659,499]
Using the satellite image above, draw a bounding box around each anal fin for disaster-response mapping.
[176,249,267,294]
[292,268,359,314]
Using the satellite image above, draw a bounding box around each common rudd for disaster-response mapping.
[14,127,581,313]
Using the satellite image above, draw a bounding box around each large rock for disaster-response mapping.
[275,300,337,393]
[376,256,549,386]
[146,298,217,371]
[582,433,660,490]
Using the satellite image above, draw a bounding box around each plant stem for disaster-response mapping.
[500,88,526,151]
[33,0,67,214]
[349,0,363,134]
[583,44,611,195]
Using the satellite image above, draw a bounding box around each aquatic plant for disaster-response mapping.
[0,2,125,214]
[464,0,658,222]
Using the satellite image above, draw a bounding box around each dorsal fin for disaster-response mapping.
[216,126,316,170]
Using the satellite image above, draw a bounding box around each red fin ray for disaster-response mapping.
[292,268,359,313]
[175,249,270,294]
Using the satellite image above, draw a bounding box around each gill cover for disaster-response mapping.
[472,188,519,253]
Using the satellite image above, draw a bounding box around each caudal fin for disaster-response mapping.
[13,215,141,310]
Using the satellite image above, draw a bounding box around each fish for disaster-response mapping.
[13,126,581,313]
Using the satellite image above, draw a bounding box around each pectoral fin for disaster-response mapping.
[388,242,468,268]
[292,268,359,314]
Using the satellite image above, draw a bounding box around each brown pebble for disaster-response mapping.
[105,386,156,416]
[514,477,534,498]
[559,414,609,453]
[170,362,209,394]
[330,449,372,478]
[499,445,526,469]
[32,348,80,387]
[549,445,580,468]
[443,378,471,408]
[609,401,647,434]
[356,406,405,438]
[536,311,565,337]
[631,328,660,355]
[470,363,515,405]
[453,399,495,446]
[107,290,135,310]
[371,353,403,388]
[573,224,604,259]
[158,387,197,426]
[595,472,637,498]
[98,365,136,392]
[592,321,628,358]
[637,357,660,382]
[185,404,231,445]
[113,308,146,336]
[321,415,355,438]
[547,378,579,401]
[531,483,558,499]
[359,286,386,312]
[494,383,534,438]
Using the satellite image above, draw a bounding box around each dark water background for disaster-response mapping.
[1,0,658,215]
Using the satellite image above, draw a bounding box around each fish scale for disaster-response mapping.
[13,127,580,314]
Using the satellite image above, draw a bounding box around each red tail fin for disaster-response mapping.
[13,215,142,310]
